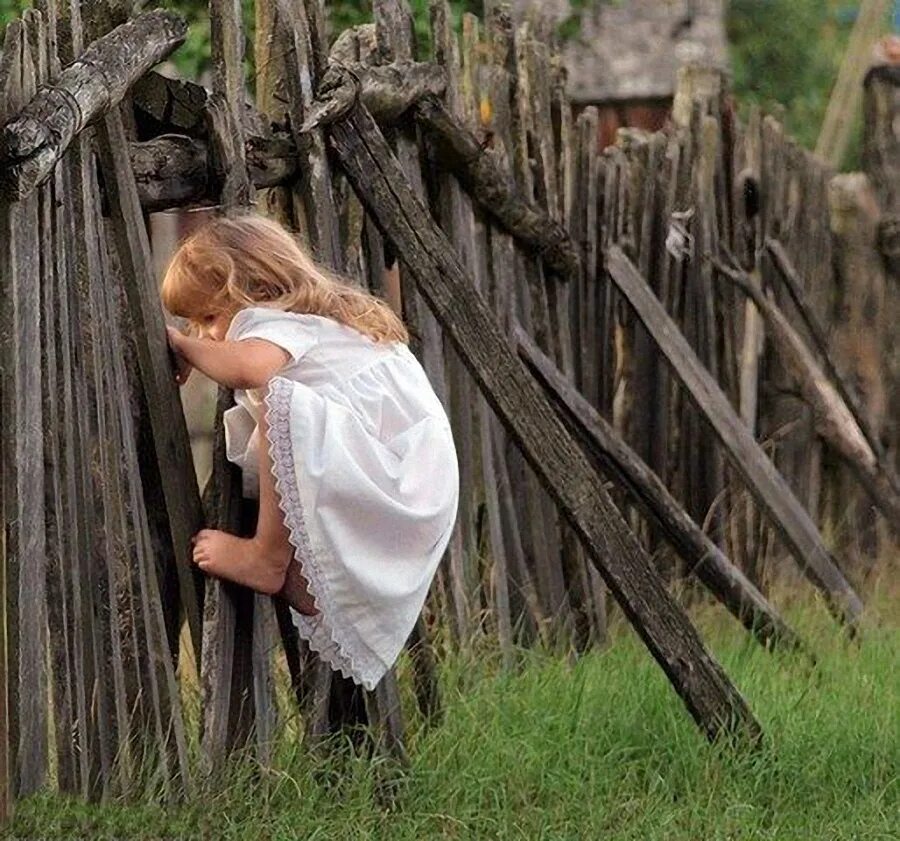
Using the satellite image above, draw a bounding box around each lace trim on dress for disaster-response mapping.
[264,376,387,691]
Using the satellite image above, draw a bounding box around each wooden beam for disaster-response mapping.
[326,96,761,743]
[605,246,864,628]
[514,324,808,655]
[0,10,188,200]
[93,111,205,659]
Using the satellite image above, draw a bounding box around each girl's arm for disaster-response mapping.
[168,327,290,390]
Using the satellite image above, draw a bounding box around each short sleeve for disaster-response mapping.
[226,307,318,362]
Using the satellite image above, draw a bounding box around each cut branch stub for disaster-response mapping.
[414,94,582,280]
[0,9,187,201]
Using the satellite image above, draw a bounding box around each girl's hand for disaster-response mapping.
[167,326,193,386]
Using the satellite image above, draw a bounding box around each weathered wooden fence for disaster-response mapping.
[0,0,896,817]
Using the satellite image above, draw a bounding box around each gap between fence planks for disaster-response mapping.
[605,245,864,628]
[515,324,809,656]
[326,94,762,743]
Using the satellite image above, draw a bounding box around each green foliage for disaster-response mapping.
[726,0,886,168]
[7,602,900,840]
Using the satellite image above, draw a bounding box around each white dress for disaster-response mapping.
[223,306,459,690]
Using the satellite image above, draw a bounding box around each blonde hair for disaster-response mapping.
[161,213,408,344]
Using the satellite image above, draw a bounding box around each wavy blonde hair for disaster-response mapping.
[161,213,408,344]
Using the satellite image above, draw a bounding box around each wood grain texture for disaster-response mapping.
[0,10,187,200]
[1,11,48,799]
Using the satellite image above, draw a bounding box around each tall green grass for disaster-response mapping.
[8,596,898,840]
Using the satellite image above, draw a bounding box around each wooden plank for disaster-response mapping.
[422,0,477,655]
[34,1,80,794]
[0,18,22,817]
[765,238,888,463]
[93,111,204,658]
[327,98,762,742]
[516,325,808,655]
[202,0,273,769]
[368,0,431,745]
[43,141,78,797]
[479,9,530,641]
[1,10,48,798]
[209,0,251,206]
[63,130,109,801]
[99,241,191,793]
[276,0,341,267]
[425,6,480,643]
[374,0,447,400]
[605,246,864,627]
[511,18,572,639]
[198,392,251,767]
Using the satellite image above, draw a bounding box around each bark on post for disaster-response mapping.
[0,10,187,200]
[326,96,762,743]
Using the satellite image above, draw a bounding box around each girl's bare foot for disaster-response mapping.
[192,529,291,595]
[192,529,319,615]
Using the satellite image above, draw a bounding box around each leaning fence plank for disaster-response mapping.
[93,112,205,658]
[423,0,476,657]
[327,97,762,742]
[0,19,22,813]
[276,0,341,266]
[713,258,900,534]
[605,246,864,627]
[33,4,79,794]
[765,237,888,464]
[205,0,276,768]
[516,326,808,655]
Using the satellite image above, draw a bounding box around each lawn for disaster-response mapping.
[7,590,898,840]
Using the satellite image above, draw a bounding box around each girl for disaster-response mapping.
[162,214,459,691]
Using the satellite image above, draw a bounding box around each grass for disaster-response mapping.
[6,592,899,840]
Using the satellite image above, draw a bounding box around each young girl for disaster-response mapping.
[162,214,459,691]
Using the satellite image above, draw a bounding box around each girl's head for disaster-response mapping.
[161,213,408,344]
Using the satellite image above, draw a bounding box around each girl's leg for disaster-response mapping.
[192,408,318,614]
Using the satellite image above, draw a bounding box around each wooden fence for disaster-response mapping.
[0,0,896,816]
